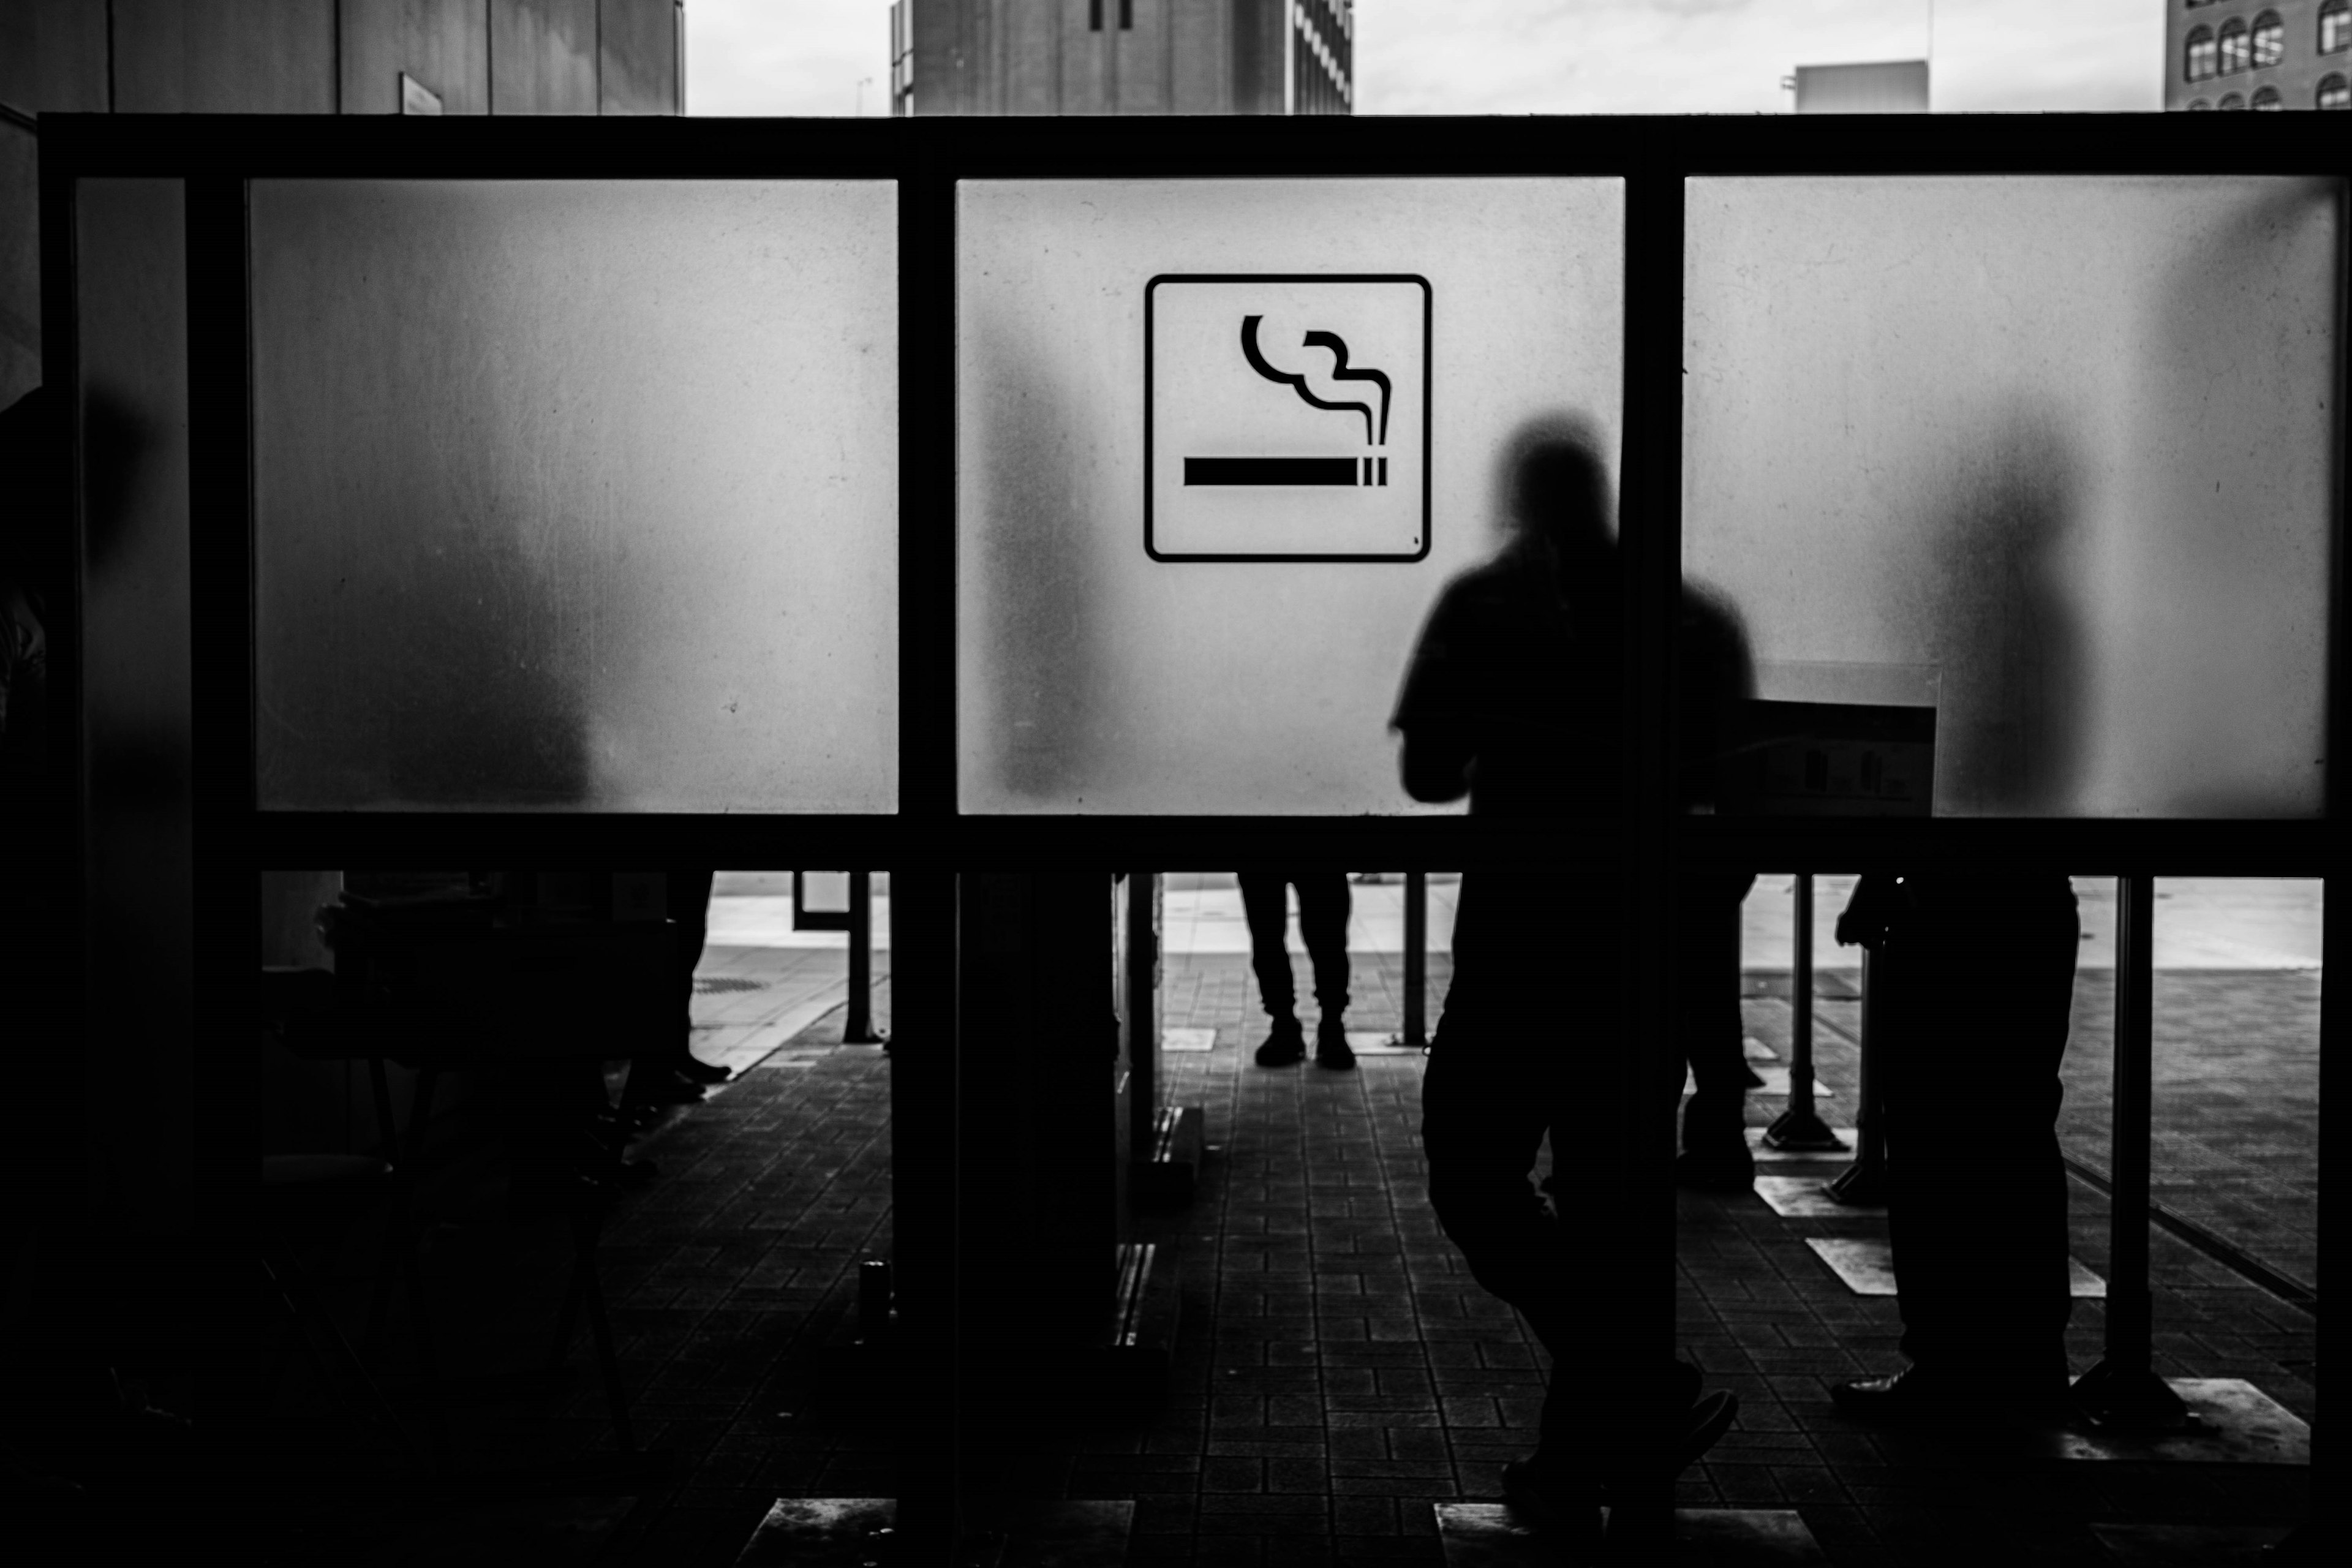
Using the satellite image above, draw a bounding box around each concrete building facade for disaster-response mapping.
[1,0,686,411]
[2165,0,2351,110]
[889,0,1351,117]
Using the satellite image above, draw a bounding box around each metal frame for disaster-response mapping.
[36,109,2345,1528]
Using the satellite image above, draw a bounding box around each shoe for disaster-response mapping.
[1315,1017,1355,1070]
[674,1055,732,1085]
[1675,1147,1755,1193]
[1254,1019,1306,1067]
[1831,1363,2060,1420]
[1499,1459,1602,1544]
[1677,1390,1739,1472]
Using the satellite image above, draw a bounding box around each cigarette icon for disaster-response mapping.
[1185,456,1389,486]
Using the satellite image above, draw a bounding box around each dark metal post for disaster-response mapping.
[1404,870,1428,1048]
[1823,946,1888,1206]
[1766,873,1845,1151]
[1127,870,1158,1168]
[2073,875,2188,1429]
[845,872,883,1043]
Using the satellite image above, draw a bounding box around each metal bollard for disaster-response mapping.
[1404,870,1428,1049]
[2073,875,2190,1430]
[845,872,883,1044]
[1766,873,1847,1152]
[1823,944,1889,1206]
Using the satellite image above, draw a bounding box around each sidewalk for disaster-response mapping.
[565,937,2309,1564]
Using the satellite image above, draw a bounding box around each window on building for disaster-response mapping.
[2324,0,2351,53]
[1088,0,1102,30]
[2252,12,2285,67]
[2187,98,2213,110]
[2218,18,2251,73]
[1120,0,1133,28]
[2320,72,2351,107]
[2186,26,2218,80]
[2251,85,2283,108]
[2218,91,2247,108]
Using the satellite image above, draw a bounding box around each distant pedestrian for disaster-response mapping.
[1240,873,1354,1069]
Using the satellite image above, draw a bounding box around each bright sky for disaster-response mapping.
[687,1,2164,118]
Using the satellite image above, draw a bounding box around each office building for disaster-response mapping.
[888,0,1352,116]
[2168,0,2350,109]
[1,0,686,411]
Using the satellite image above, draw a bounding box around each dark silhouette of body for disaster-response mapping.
[1392,419,1742,1533]
[1238,873,1354,1068]
[1834,874,2079,1407]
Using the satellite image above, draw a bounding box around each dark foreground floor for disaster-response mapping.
[198,948,2315,1565]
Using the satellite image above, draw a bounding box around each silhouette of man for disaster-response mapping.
[1393,419,1737,1542]
[1831,871,2080,1413]
[1239,873,1354,1069]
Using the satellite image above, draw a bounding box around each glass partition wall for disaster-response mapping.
[40,114,2341,1550]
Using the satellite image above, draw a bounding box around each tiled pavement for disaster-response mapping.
[260,937,2315,1565]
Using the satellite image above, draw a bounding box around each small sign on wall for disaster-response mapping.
[1146,274,1431,563]
[1720,700,1936,816]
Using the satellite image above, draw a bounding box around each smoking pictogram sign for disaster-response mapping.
[1145,274,1431,562]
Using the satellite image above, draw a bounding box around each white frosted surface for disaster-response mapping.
[252,181,899,812]
[958,178,1624,814]
[1684,176,2336,818]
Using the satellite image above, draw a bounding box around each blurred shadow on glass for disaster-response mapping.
[1910,406,2084,815]
[968,311,1110,802]
[1683,176,2334,818]
[2123,180,2340,816]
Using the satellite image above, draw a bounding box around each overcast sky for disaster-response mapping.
[687,1,2163,118]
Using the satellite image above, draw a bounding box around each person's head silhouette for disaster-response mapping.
[1499,417,1614,594]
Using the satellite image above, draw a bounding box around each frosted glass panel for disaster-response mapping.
[959,179,1624,813]
[1684,178,2337,818]
[252,181,898,812]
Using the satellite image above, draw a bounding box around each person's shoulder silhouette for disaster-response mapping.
[1393,420,1619,818]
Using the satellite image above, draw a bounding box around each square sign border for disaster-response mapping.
[1144,272,1434,564]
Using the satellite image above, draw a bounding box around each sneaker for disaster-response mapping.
[674,1054,733,1085]
[1314,1017,1355,1070]
[1254,1018,1306,1067]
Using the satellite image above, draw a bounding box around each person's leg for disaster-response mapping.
[1292,873,1353,1065]
[1238,873,1303,1065]
[1677,872,1755,1188]
[668,870,725,1082]
[1890,897,2078,1391]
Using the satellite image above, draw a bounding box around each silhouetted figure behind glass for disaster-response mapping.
[1832,872,2080,1413]
[1392,418,1737,1543]
[1239,873,1354,1069]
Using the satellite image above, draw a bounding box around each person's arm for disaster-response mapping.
[1392,580,1478,803]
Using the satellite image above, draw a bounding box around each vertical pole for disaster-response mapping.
[1767,873,1844,1150]
[2109,874,2156,1370]
[1127,870,1158,1170]
[2074,875,2187,1428]
[1404,869,1427,1048]
[845,872,881,1043]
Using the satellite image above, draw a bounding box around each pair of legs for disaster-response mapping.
[1238,872,1352,1066]
[1421,960,1717,1519]
[621,869,723,1110]
[1876,878,2079,1393]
